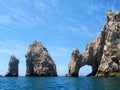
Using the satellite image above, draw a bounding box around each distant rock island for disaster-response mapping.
[25,41,57,76]
[5,55,19,77]
[66,10,120,77]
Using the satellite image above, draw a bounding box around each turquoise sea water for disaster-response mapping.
[0,76,120,90]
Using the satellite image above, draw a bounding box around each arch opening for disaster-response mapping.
[79,65,92,76]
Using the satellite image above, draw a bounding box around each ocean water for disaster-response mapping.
[0,76,120,90]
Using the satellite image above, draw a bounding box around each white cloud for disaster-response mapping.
[1,24,15,32]
[58,24,98,38]
[0,15,11,24]
[49,46,71,57]
[85,0,101,13]
[34,0,51,11]
[80,25,98,37]
[0,1,45,29]
[0,40,27,60]
[0,49,13,55]
[66,26,80,33]
[89,5,100,12]
[0,39,27,76]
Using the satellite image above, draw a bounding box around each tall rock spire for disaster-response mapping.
[6,55,19,76]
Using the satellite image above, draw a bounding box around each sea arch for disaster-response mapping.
[66,47,102,77]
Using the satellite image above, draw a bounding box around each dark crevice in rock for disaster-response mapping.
[66,10,120,77]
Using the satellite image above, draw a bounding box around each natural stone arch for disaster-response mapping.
[65,48,86,77]
[66,43,103,77]
[66,10,120,77]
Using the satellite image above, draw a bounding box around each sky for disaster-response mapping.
[0,0,120,76]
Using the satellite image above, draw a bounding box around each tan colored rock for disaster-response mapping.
[5,55,19,77]
[66,48,82,77]
[96,10,120,77]
[66,10,120,77]
[25,41,57,76]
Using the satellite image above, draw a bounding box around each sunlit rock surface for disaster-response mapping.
[66,10,120,77]
[25,41,57,76]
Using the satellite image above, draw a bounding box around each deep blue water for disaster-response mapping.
[0,76,120,90]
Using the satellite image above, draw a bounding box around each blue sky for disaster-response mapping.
[0,0,120,76]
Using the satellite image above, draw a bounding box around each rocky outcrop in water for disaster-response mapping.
[5,55,19,77]
[66,48,82,77]
[96,10,120,77]
[25,41,57,76]
[66,10,120,77]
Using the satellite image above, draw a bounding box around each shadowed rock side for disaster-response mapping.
[96,10,120,77]
[25,41,57,76]
[66,10,120,77]
[65,48,83,77]
[5,55,19,77]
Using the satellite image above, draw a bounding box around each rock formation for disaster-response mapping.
[5,55,19,77]
[25,40,57,76]
[66,10,120,77]
[66,48,82,77]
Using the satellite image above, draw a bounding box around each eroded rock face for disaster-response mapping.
[96,10,120,77]
[25,41,57,76]
[66,10,120,77]
[66,48,82,77]
[5,55,19,77]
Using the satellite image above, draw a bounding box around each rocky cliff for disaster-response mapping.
[5,55,19,76]
[66,10,120,77]
[25,41,57,76]
[66,48,82,77]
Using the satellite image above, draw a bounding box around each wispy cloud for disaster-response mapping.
[58,23,98,38]
[0,39,27,61]
[0,49,13,55]
[34,0,51,11]
[49,46,71,57]
[0,1,46,30]
[0,15,11,24]
[0,39,27,76]
[80,25,98,37]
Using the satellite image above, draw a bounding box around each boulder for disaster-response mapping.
[66,10,120,77]
[25,40,57,76]
[5,55,19,77]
